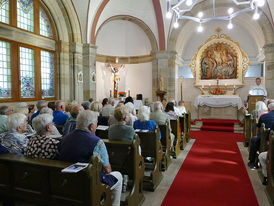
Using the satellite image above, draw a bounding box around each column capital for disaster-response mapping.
[153,50,177,59]
[69,42,83,54]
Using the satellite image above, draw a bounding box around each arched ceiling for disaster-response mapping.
[70,0,274,57]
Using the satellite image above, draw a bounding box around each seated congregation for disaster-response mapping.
[244,99,274,204]
[0,97,190,206]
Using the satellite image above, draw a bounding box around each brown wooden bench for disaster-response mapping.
[103,136,145,206]
[244,114,252,147]
[136,129,163,191]
[158,122,172,171]
[170,118,181,158]
[184,112,191,143]
[0,155,111,206]
[96,128,109,139]
[266,131,274,205]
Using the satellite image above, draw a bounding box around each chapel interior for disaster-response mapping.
[0,0,274,206]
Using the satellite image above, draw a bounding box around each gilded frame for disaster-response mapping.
[190,33,249,87]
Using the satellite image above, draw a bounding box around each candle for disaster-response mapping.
[225,83,227,87]
[233,85,236,89]
[202,85,204,89]
[209,84,211,87]
[128,89,130,97]
[110,88,112,97]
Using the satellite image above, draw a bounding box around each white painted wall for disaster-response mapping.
[96,20,152,56]
[96,62,152,102]
[95,0,158,45]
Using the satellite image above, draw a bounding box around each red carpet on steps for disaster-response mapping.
[196,119,241,132]
[161,131,259,206]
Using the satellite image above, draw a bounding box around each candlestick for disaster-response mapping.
[128,89,130,97]
[110,89,112,97]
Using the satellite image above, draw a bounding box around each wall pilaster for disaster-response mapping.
[83,44,97,100]
[152,51,178,101]
[263,43,274,98]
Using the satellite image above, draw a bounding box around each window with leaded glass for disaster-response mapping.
[20,46,35,98]
[0,0,9,24]
[41,50,55,98]
[40,7,53,38]
[0,40,11,99]
[17,0,34,32]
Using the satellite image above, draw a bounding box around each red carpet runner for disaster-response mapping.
[161,131,259,206]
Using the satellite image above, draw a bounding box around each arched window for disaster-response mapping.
[0,0,57,102]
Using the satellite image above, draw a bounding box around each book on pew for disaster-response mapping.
[135,129,149,132]
[97,125,109,130]
[61,162,88,173]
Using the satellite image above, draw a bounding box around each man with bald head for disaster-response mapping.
[53,100,69,126]
[63,104,84,136]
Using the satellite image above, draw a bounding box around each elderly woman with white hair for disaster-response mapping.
[24,114,59,159]
[0,113,28,154]
[59,110,122,206]
[124,102,137,126]
[133,106,160,137]
[109,106,135,142]
[40,107,62,137]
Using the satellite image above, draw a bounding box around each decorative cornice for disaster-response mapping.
[96,54,152,64]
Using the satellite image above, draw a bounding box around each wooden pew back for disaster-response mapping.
[159,122,171,170]
[266,131,274,205]
[260,123,270,153]
[136,128,163,191]
[244,114,252,147]
[103,136,145,206]
[170,118,181,158]
[0,155,111,206]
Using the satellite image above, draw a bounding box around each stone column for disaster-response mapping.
[263,43,274,98]
[69,42,84,102]
[83,44,97,100]
[56,40,72,101]
[152,50,178,101]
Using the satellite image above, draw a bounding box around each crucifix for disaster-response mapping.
[106,63,125,98]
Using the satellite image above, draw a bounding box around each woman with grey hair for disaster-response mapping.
[0,113,28,154]
[24,114,59,159]
[108,106,135,142]
[40,107,61,137]
[133,106,160,137]
[90,101,108,126]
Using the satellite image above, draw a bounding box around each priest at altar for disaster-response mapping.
[248,77,267,97]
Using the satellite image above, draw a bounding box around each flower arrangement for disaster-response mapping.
[209,87,226,95]
[118,91,126,97]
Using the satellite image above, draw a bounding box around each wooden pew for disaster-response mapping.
[96,128,109,139]
[0,155,111,206]
[244,114,252,147]
[136,129,163,191]
[184,112,191,143]
[257,124,270,183]
[259,123,270,153]
[266,131,274,205]
[158,122,172,171]
[170,118,181,158]
[103,136,145,206]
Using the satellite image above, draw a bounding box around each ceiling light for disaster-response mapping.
[253,12,260,20]
[197,12,203,18]
[197,24,203,32]
[254,0,265,7]
[227,8,234,15]
[174,21,179,28]
[166,11,172,19]
[186,0,193,6]
[227,21,233,29]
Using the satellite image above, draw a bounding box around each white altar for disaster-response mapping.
[194,95,244,120]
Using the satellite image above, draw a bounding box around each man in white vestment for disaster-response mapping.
[248,77,267,97]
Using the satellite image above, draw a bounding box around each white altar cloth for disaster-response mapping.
[194,95,243,110]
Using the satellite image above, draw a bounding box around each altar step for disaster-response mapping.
[191,119,243,133]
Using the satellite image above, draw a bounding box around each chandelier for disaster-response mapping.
[166,0,266,31]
